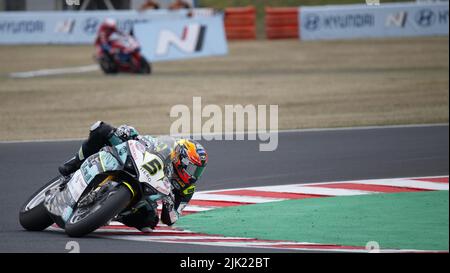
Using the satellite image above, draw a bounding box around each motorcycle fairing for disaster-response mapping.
[128,140,172,196]
[45,150,123,226]
[80,150,121,184]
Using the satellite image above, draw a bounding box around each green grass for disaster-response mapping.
[199,0,412,38]
[176,191,449,250]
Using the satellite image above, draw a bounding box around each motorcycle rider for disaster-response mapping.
[59,121,208,232]
[95,18,126,63]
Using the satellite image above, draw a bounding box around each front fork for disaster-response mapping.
[115,190,166,221]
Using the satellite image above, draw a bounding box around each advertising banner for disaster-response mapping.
[299,2,449,40]
[0,10,191,44]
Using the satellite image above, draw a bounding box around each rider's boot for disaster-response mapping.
[58,156,83,189]
[139,227,153,233]
[58,156,83,177]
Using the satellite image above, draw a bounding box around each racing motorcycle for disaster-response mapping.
[19,139,172,237]
[95,33,151,75]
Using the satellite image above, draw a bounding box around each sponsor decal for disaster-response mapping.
[83,17,149,35]
[385,11,408,27]
[438,9,449,24]
[304,14,320,31]
[0,20,44,34]
[139,167,154,183]
[414,8,448,27]
[117,19,149,34]
[156,23,207,56]
[83,17,99,34]
[55,19,76,34]
[67,172,88,201]
[304,13,374,31]
[415,9,437,27]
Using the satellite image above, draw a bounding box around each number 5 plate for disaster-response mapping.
[128,140,171,195]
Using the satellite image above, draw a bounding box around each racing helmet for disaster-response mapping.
[172,139,208,185]
[103,18,117,30]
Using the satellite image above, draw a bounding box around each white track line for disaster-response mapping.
[247,185,375,196]
[354,179,449,191]
[192,193,285,203]
[156,204,214,212]
[200,175,449,195]
[9,64,99,78]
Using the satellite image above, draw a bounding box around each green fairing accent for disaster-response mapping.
[80,151,121,184]
[80,160,100,184]
[147,193,165,202]
[114,142,129,164]
[142,135,156,142]
[130,128,139,138]
[99,151,121,171]
[108,134,123,146]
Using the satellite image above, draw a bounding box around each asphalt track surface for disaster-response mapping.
[0,124,448,253]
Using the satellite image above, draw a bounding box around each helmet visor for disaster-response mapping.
[185,163,206,180]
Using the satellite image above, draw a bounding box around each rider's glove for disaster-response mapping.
[162,192,179,225]
[114,125,139,141]
[162,191,175,210]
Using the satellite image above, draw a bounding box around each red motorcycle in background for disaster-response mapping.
[95,33,151,75]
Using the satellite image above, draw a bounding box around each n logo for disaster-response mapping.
[386,11,408,27]
[156,24,206,56]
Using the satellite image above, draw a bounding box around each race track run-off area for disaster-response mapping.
[49,175,449,253]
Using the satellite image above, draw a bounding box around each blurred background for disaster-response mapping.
[0,0,448,140]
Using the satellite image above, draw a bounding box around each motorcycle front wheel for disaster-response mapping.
[64,182,133,237]
[99,55,118,74]
[139,56,151,74]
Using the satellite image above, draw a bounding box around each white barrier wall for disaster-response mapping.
[299,2,449,40]
[0,10,191,44]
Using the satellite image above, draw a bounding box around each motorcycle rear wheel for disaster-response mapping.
[19,176,61,231]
